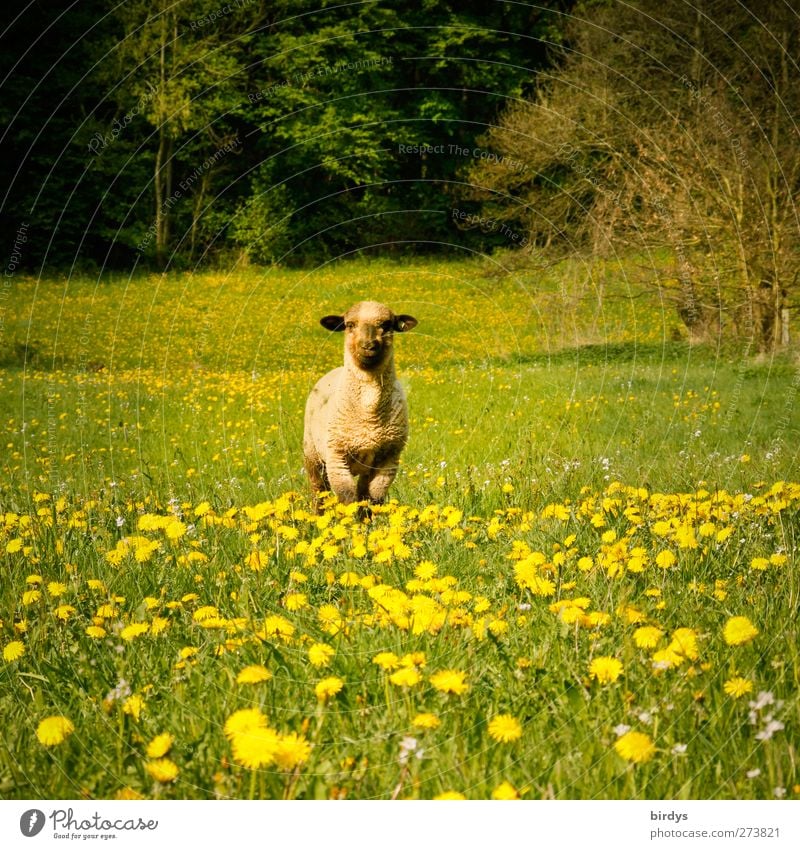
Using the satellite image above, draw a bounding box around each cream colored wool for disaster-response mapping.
[303,301,417,512]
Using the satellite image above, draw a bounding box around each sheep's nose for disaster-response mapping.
[362,341,379,352]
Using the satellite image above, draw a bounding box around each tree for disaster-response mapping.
[464,0,800,350]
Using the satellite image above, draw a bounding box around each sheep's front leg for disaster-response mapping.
[326,456,358,506]
[367,456,401,504]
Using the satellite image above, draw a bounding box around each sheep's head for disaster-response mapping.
[320,301,417,371]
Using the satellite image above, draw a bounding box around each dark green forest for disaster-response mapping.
[2,1,799,350]
[0,0,570,269]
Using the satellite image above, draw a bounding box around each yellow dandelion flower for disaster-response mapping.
[315,676,344,701]
[389,667,422,687]
[412,713,440,730]
[750,557,769,571]
[614,730,655,764]
[36,716,75,747]
[308,642,335,668]
[723,616,758,646]
[55,604,76,621]
[6,538,23,554]
[589,656,624,684]
[430,669,468,695]
[22,590,41,605]
[231,726,280,769]
[146,733,174,758]
[487,714,523,743]
[655,550,676,569]
[85,625,107,639]
[723,677,753,698]
[434,791,466,800]
[236,664,272,685]
[145,758,179,783]
[372,651,400,671]
[223,708,267,741]
[262,615,295,642]
[670,628,699,660]
[122,694,144,721]
[338,571,361,587]
[414,561,438,580]
[47,581,67,597]
[115,788,144,800]
[633,626,663,649]
[3,640,25,662]
[492,780,521,800]
[121,623,149,641]
[284,593,308,611]
[149,616,169,635]
[273,732,312,770]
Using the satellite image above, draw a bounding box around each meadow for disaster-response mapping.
[1,256,798,800]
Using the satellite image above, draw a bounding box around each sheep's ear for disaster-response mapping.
[394,315,418,332]
[320,315,345,331]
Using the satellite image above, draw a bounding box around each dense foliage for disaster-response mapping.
[0,0,569,269]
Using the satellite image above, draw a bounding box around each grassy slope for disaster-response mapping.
[0,257,798,799]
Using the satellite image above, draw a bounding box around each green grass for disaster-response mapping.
[0,256,798,799]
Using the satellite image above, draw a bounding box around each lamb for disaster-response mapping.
[303,301,418,513]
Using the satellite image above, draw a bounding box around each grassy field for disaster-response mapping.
[1,257,798,799]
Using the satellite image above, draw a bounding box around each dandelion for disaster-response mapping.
[273,732,312,770]
[120,623,149,641]
[412,713,440,730]
[614,730,656,764]
[372,651,400,670]
[414,561,437,580]
[430,669,468,695]
[491,780,521,800]
[389,667,421,687]
[3,641,25,662]
[315,677,344,701]
[145,758,179,783]
[36,716,74,747]
[655,550,676,569]
[487,714,522,743]
[122,694,144,721]
[85,625,107,639]
[146,733,174,759]
[262,615,295,642]
[723,677,753,698]
[236,665,272,685]
[308,643,334,668]
[284,593,307,611]
[224,708,267,740]
[723,616,759,646]
[231,725,280,769]
[669,628,699,660]
[589,656,623,684]
[434,791,466,800]
[633,626,663,649]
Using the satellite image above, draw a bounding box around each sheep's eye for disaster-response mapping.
[345,322,355,330]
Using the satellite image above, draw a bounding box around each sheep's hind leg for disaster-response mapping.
[367,458,400,505]
[304,455,328,514]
